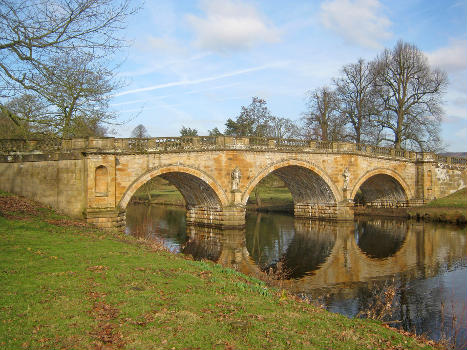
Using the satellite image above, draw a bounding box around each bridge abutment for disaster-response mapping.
[85,208,126,230]
[84,205,246,230]
[294,202,354,221]
[186,205,246,228]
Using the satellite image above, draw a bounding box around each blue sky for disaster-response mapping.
[111,0,467,151]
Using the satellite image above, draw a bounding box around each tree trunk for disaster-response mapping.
[255,187,262,208]
[146,184,152,203]
[394,111,404,149]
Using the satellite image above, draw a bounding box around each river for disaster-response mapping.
[126,204,467,348]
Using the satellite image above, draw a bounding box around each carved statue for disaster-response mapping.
[231,167,241,191]
[343,168,350,190]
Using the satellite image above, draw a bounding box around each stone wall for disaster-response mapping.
[0,157,86,218]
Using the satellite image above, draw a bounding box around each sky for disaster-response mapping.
[110,0,467,151]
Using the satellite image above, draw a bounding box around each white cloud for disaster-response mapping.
[320,0,391,49]
[427,39,467,73]
[187,0,280,53]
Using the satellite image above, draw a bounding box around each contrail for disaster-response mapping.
[114,62,287,97]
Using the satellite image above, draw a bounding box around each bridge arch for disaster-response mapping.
[242,159,341,206]
[119,164,229,211]
[350,168,412,205]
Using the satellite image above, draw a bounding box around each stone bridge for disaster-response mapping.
[0,136,465,229]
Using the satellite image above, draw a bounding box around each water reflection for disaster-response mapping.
[126,205,187,251]
[126,204,467,347]
[182,227,223,261]
[355,219,407,259]
[282,220,337,278]
[125,205,466,288]
[245,215,338,278]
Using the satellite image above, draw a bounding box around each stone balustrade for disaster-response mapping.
[0,136,465,167]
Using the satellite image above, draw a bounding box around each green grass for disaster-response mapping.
[0,193,435,349]
[424,188,467,208]
[247,186,293,208]
[133,183,185,206]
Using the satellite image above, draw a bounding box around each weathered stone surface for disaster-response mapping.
[0,137,465,229]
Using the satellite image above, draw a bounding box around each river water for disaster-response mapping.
[126,204,467,348]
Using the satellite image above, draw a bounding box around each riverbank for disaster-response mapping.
[407,188,467,224]
[0,192,437,350]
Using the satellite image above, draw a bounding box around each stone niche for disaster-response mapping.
[95,165,109,197]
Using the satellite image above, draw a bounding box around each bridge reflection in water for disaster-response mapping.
[126,204,467,345]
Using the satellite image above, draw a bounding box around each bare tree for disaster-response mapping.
[334,59,382,145]
[0,0,134,93]
[41,54,118,137]
[131,124,150,138]
[267,116,299,139]
[303,87,345,141]
[0,0,137,136]
[1,54,119,138]
[70,114,109,137]
[372,40,447,151]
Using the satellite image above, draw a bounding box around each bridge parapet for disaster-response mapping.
[1,137,465,167]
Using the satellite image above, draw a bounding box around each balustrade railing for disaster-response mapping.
[248,137,269,147]
[315,141,333,150]
[128,138,150,152]
[451,157,467,165]
[370,145,393,156]
[394,149,406,157]
[0,136,465,167]
[198,136,217,146]
[276,138,308,148]
[356,143,367,152]
[435,154,448,163]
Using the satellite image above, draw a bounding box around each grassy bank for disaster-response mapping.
[407,188,467,224]
[0,193,436,349]
[424,188,467,208]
